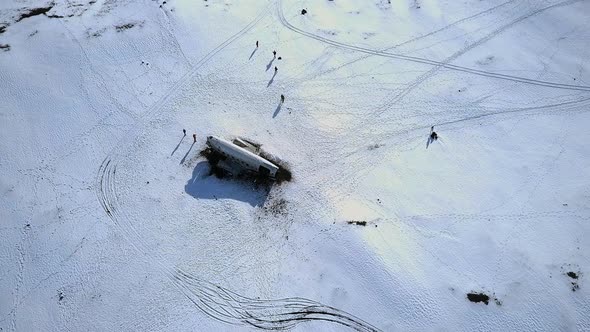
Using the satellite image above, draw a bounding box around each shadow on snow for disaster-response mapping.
[184,161,270,207]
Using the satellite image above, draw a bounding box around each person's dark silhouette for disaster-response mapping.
[256,40,259,48]
[280,94,285,103]
[274,66,278,73]
[193,134,196,143]
[273,50,276,58]
[183,129,186,136]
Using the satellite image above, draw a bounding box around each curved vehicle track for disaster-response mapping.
[277,0,590,92]
[94,2,380,331]
[96,158,379,331]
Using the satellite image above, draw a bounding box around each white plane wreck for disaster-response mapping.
[206,136,279,178]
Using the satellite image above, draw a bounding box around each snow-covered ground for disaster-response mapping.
[1,0,589,331]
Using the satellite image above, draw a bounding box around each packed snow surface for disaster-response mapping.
[1,0,589,331]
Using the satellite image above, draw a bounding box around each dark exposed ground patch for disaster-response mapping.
[0,44,10,51]
[368,143,383,150]
[561,264,581,292]
[476,55,496,66]
[87,27,107,38]
[566,271,580,291]
[347,220,367,226]
[16,5,54,22]
[0,26,6,34]
[262,198,287,217]
[466,292,489,305]
[466,291,502,306]
[115,22,143,32]
[115,23,135,31]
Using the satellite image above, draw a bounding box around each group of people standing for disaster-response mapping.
[182,129,196,143]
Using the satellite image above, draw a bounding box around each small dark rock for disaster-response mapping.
[301,9,307,15]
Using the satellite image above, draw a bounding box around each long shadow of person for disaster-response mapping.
[171,135,185,156]
[180,142,195,164]
[249,47,258,60]
[273,102,282,118]
[266,58,274,71]
[267,71,277,87]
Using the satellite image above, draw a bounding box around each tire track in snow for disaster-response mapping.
[93,2,380,331]
[277,0,590,92]
[288,0,519,84]
[381,0,586,110]
[305,96,590,205]
[96,158,379,331]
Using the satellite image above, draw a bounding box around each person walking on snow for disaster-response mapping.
[273,50,276,58]
[430,126,438,141]
[256,40,259,48]
[193,133,196,143]
[280,94,285,103]
[274,66,278,73]
[183,129,186,136]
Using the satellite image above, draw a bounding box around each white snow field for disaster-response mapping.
[1,0,589,330]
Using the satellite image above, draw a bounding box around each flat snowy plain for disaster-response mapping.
[1,0,589,331]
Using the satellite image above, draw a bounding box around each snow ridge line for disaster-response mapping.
[277,0,590,92]
[96,158,380,331]
[93,2,380,330]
